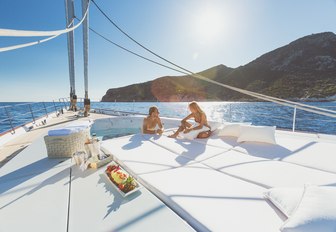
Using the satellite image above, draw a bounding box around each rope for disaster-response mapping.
[0,35,59,52]
[89,27,190,74]
[0,1,90,52]
[91,0,191,75]
[190,73,336,118]
[87,27,336,118]
[0,2,89,37]
[92,0,336,118]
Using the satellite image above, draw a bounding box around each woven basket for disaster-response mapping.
[44,129,90,158]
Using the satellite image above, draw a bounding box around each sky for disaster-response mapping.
[0,0,336,102]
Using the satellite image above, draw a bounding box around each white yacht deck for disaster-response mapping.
[100,129,336,232]
[1,113,336,231]
[0,113,195,232]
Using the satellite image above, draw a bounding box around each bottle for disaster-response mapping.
[92,133,97,142]
[90,133,98,161]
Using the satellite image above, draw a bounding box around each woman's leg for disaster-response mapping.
[168,125,184,138]
[182,121,192,132]
[168,121,191,138]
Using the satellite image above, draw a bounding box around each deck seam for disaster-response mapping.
[66,167,72,232]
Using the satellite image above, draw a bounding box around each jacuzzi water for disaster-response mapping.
[90,127,141,140]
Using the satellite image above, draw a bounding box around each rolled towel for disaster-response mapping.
[48,127,79,136]
[65,125,88,131]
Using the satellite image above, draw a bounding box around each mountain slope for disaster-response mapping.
[102,32,336,102]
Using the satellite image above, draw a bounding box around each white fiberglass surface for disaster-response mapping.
[68,166,195,232]
[0,136,71,232]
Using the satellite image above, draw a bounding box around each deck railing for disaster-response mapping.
[0,99,70,135]
[1,100,335,135]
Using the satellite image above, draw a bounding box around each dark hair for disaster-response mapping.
[149,106,158,115]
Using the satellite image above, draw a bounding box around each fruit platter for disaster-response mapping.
[104,162,140,197]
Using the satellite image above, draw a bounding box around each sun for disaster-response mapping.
[194,7,224,42]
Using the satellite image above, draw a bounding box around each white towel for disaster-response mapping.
[48,125,87,136]
[180,124,209,140]
[48,128,77,136]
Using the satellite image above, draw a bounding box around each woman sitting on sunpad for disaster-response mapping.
[143,106,164,135]
[168,101,211,139]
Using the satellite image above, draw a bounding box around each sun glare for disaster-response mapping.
[194,7,224,43]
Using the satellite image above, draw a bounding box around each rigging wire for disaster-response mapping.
[88,26,336,118]
[88,27,336,117]
[91,0,336,118]
[91,0,192,75]
[88,27,190,75]
[0,35,59,52]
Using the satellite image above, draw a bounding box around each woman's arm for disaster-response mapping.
[189,113,207,131]
[181,113,194,123]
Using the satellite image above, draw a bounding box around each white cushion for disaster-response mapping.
[237,125,276,144]
[217,122,251,137]
[207,121,222,132]
[264,187,304,217]
[181,126,209,140]
[281,185,336,232]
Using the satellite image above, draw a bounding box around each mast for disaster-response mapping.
[65,0,77,111]
[82,0,90,116]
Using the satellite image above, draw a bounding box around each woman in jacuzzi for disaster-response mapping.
[168,101,211,139]
[142,106,164,135]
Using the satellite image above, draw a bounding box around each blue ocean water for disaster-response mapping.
[1,101,335,135]
[0,102,66,134]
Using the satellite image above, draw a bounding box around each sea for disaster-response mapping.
[0,101,335,135]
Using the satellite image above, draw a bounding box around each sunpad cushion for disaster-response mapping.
[217,122,251,137]
[208,121,222,132]
[238,125,276,144]
[264,187,304,217]
[281,185,336,232]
